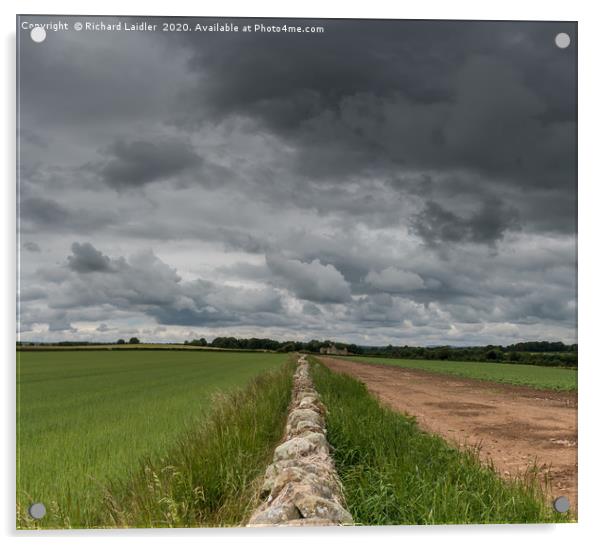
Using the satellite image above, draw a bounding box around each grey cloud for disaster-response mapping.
[411,199,518,246]
[19,287,47,302]
[21,197,70,227]
[302,303,322,316]
[205,284,282,314]
[266,254,351,303]
[97,138,202,190]
[19,18,191,126]
[19,128,49,149]
[67,242,113,273]
[365,267,426,293]
[23,241,41,253]
[216,228,268,254]
[345,294,439,330]
[47,312,75,332]
[41,243,286,329]
[36,266,71,284]
[20,196,117,233]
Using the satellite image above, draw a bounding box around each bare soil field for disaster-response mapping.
[319,357,577,512]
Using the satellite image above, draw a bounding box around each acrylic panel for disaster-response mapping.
[16,16,577,529]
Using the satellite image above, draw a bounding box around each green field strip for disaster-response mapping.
[342,356,577,391]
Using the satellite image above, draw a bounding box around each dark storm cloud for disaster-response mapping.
[20,18,576,235]
[67,242,114,273]
[411,198,519,246]
[175,19,576,238]
[97,138,202,190]
[181,20,574,129]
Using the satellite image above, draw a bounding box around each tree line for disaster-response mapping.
[184,337,577,367]
[360,342,577,367]
[185,336,355,353]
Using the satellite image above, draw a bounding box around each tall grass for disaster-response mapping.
[310,360,570,525]
[103,359,295,527]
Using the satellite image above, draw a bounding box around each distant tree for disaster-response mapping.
[436,347,450,360]
[211,336,239,349]
[129,337,140,344]
[305,340,322,353]
[277,342,296,353]
[347,344,361,354]
[188,338,207,347]
[116,339,125,344]
[486,349,500,361]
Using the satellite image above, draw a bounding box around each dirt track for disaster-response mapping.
[319,357,577,512]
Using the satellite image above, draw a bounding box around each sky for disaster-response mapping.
[17,16,577,346]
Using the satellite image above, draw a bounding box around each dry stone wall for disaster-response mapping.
[247,355,353,527]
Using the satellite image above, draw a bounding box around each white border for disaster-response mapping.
[3,1,601,544]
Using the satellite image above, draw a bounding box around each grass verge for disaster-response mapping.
[310,359,571,525]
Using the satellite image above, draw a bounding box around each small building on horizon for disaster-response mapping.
[319,344,349,356]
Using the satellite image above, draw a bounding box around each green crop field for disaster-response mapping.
[344,356,577,391]
[17,350,287,528]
